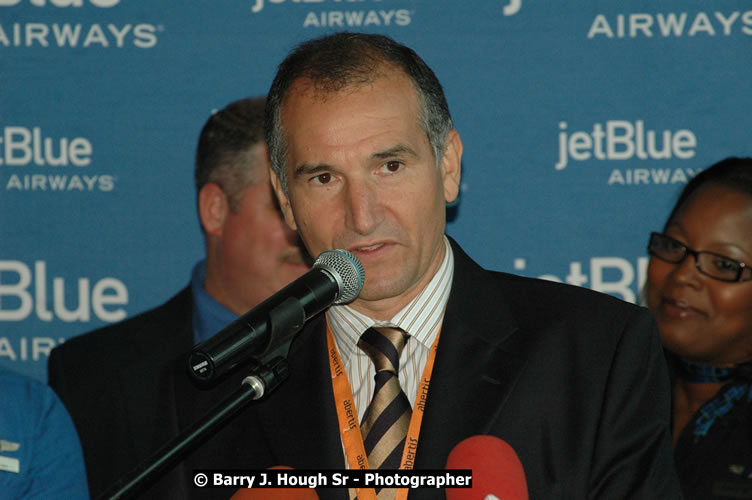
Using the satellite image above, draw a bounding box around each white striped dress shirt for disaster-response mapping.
[327,236,454,421]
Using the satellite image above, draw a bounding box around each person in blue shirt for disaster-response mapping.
[0,366,89,499]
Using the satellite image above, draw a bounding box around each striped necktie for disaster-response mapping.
[358,327,412,472]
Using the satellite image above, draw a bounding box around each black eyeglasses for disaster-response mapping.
[648,232,752,283]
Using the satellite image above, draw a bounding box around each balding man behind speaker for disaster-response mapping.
[47,97,310,497]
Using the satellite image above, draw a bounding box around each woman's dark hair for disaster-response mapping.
[665,157,752,228]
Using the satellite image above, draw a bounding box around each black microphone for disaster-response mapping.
[189,249,364,382]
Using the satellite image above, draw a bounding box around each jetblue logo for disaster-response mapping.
[588,11,752,38]
[555,120,697,170]
[0,0,161,48]
[251,0,381,14]
[0,260,128,323]
[0,24,159,48]
[513,256,648,303]
[0,336,67,361]
[0,126,92,167]
[247,0,412,28]
[0,0,120,7]
[555,121,700,186]
[1,125,117,192]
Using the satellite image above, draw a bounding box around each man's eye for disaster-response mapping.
[312,173,332,184]
[383,161,403,173]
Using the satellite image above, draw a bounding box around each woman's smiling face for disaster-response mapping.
[646,184,752,366]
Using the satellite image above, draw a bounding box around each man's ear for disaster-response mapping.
[269,168,298,231]
[440,129,463,203]
[198,183,229,236]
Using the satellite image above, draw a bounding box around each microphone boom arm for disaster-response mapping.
[99,249,365,499]
[98,356,289,500]
[99,298,309,500]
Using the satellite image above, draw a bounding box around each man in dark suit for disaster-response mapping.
[151,33,682,499]
[47,96,310,498]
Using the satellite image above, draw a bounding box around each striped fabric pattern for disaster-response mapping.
[328,236,454,424]
[358,327,412,472]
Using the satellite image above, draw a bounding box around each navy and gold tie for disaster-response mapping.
[358,327,412,472]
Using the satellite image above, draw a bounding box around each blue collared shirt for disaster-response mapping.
[0,367,89,500]
[190,260,238,345]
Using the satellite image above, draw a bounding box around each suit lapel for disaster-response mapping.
[119,288,195,471]
[254,314,346,470]
[415,240,529,468]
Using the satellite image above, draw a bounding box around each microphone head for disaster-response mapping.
[313,249,365,304]
[445,435,528,500]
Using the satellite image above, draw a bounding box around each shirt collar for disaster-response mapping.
[328,236,454,356]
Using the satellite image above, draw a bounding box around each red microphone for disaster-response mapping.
[445,435,528,500]
[230,466,319,500]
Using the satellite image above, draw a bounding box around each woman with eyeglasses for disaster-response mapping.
[645,156,752,500]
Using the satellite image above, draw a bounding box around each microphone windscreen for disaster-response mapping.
[229,466,319,500]
[445,435,528,500]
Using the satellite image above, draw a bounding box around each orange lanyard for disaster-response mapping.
[326,315,441,500]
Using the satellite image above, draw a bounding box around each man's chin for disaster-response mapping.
[354,279,411,305]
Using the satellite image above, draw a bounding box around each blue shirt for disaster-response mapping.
[0,367,89,500]
[190,259,238,345]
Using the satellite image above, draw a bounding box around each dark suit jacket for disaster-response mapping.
[147,240,681,500]
[48,287,195,498]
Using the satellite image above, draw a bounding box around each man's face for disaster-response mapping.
[206,154,310,315]
[271,74,462,319]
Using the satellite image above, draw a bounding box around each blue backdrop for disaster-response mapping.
[2,0,751,381]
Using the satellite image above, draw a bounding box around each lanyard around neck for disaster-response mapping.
[326,315,441,500]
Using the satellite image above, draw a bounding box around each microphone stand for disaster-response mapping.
[97,298,307,500]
